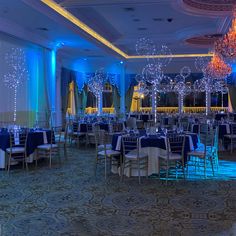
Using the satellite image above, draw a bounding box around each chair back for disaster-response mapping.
[111,122,124,133]
[94,129,109,150]
[230,124,236,135]
[87,124,93,133]
[126,117,137,129]
[122,136,138,156]
[72,122,79,132]
[166,133,185,160]
[49,128,56,147]
[53,126,62,143]
[199,128,215,154]
[9,130,28,157]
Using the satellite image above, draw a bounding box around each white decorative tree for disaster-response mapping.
[3,48,29,123]
[87,68,107,115]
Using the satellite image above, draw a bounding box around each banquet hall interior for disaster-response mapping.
[1,0,236,235]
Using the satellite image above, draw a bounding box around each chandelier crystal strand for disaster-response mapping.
[215,7,236,60]
[205,54,232,80]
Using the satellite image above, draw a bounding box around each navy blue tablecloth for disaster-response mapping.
[215,113,227,121]
[0,130,52,156]
[140,114,149,122]
[112,132,198,164]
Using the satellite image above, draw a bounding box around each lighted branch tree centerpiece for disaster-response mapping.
[173,66,192,114]
[135,38,172,123]
[87,68,107,116]
[3,47,29,124]
[194,54,231,115]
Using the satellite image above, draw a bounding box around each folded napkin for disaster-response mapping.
[14,132,20,145]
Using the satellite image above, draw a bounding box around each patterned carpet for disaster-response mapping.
[0,146,236,236]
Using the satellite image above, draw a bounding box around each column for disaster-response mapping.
[120,63,126,118]
[206,91,211,116]
[98,91,103,116]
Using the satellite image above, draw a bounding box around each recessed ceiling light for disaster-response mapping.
[138,27,147,31]
[124,7,135,12]
[36,27,49,31]
[153,18,163,22]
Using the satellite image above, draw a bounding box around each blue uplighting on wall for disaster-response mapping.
[51,50,56,112]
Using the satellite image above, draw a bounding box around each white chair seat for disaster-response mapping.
[37,144,58,150]
[125,150,148,160]
[6,147,25,154]
[224,134,236,139]
[160,152,182,160]
[187,150,205,157]
[98,144,112,150]
[98,149,120,157]
[73,132,86,136]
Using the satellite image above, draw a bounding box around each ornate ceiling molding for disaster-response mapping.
[185,34,223,47]
[174,0,235,17]
[183,0,236,12]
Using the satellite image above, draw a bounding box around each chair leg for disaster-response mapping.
[7,154,11,173]
[210,156,215,176]
[204,158,207,178]
[119,155,122,181]
[104,156,107,179]
[35,150,38,169]
[146,158,148,179]
[64,144,67,159]
[138,159,141,184]
[186,155,189,178]
[25,157,28,171]
[49,150,52,168]
[231,140,233,154]
[166,160,169,184]
[175,161,178,179]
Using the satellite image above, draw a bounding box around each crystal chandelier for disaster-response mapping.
[205,54,232,80]
[215,8,236,60]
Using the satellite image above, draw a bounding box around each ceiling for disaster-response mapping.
[53,0,232,55]
[0,0,234,71]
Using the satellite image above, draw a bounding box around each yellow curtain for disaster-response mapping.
[67,81,76,115]
[228,85,236,112]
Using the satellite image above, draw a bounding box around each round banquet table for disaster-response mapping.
[111,132,198,177]
[0,130,52,169]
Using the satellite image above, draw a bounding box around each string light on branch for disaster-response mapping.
[3,47,29,123]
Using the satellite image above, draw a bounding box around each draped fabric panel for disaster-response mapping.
[228,85,236,112]
[74,83,81,115]
[82,84,88,113]
[124,74,137,113]
[112,86,120,114]
[61,68,72,119]
[125,86,134,113]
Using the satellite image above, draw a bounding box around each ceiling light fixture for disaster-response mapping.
[41,0,213,59]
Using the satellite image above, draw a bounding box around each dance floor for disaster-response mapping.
[0,147,236,236]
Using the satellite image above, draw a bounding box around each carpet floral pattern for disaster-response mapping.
[0,147,236,236]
